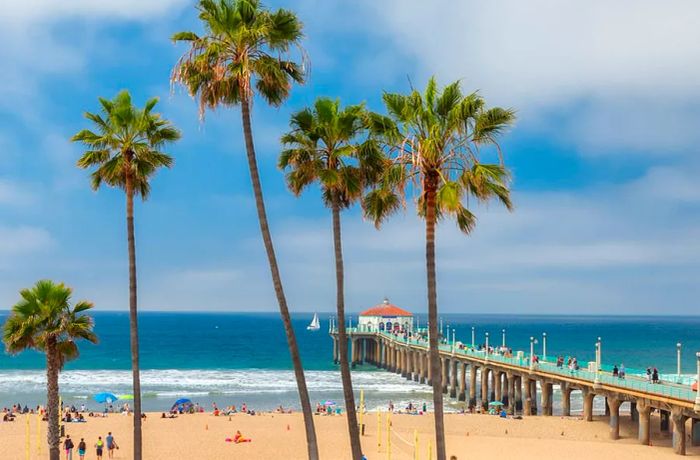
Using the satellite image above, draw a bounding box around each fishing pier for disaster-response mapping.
[329,307,700,456]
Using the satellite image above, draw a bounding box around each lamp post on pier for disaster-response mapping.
[485,332,490,361]
[502,329,506,348]
[471,327,475,349]
[593,338,602,389]
[542,332,547,360]
[677,343,682,381]
[446,324,450,344]
[440,318,444,341]
[529,336,535,371]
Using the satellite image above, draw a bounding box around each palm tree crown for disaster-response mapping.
[172,0,306,114]
[71,90,180,196]
[364,77,516,229]
[279,97,383,207]
[3,279,97,364]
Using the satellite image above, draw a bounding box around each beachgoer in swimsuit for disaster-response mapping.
[95,437,104,459]
[78,439,86,460]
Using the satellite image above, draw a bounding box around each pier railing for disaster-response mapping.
[335,327,697,402]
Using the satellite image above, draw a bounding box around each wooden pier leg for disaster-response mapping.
[637,400,651,446]
[481,368,490,412]
[469,365,477,409]
[530,380,538,415]
[583,390,594,422]
[458,362,466,401]
[494,371,502,403]
[561,384,571,417]
[523,377,532,416]
[671,409,687,455]
[515,376,523,413]
[542,382,552,416]
[449,360,458,398]
[442,358,449,394]
[506,373,515,415]
[489,371,496,402]
[413,351,420,382]
[691,418,700,447]
[608,397,621,440]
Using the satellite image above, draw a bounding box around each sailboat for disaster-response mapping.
[307,313,321,331]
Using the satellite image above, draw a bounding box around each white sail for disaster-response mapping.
[307,313,321,330]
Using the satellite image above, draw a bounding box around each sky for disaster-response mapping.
[1,0,699,315]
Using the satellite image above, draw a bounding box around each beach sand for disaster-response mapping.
[1,412,698,459]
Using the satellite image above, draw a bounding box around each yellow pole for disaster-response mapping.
[386,411,391,460]
[377,410,381,452]
[414,429,419,460]
[359,389,365,435]
[428,439,432,460]
[25,415,30,460]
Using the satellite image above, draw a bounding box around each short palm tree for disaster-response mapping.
[71,90,180,460]
[364,77,516,460]
[2,280,97,460]
[171,2,319,457]
[279,97,383,459]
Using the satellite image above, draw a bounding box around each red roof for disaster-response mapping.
[360,299,412,317]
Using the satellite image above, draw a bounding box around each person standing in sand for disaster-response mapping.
[78,438,86,460]
[106,432,118,458]
[95,436,104,459]
[64,435,74,460]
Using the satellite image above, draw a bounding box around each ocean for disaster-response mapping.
[0,312,698,413]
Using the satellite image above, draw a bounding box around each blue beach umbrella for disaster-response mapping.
[171,398,193,411]
[94,392,118,404]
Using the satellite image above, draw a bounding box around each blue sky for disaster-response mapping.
[1,0,699,315]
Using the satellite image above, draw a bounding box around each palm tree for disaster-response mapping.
[364,77,516,460]
[171,2,319,457]
[2,280,98,460]
[71,90,180,460]
[279,98,383,459]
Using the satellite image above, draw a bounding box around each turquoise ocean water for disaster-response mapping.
[0,312,697,412]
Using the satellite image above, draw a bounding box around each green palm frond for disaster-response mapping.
[73,91,180,200]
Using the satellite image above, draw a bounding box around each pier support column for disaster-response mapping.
[561,384,571,417]
[515,376,523,413]
[671,409,687,455]
[530,379,538,415]
[442,358,449,394]
[405,350,412,380]
[494,371,502,403]
[637,400,651,446]
[630,402,638,422]
[661,410,671,433]
[608,397,621,440]
[489,371,496,402]
[691,418,700,447]
[413,351,420,382]
[458,362,467,401]
[506,373,515,415]
[583,390,594,422]
[449,359,458,398]
[523,378,532,416]
[469,365,477,409]
[542,382,553,416]
[420,353,427,384]
[351,339,356,368]
[481,368,490,411]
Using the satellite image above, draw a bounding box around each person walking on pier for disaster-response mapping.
[652,368,659,383]
[612,365,619,377]
[619,363,626,379]
[646,367,652,381]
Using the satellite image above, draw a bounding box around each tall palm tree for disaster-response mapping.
[171,2,319,457]
[71,90,180,460]
[279,97,383,459]
[2,280,98,460]
[364,77,516,460]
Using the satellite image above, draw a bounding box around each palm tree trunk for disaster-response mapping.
[125,166,143,460]
[240,95,319,459]
[425,176,446,460]
[332,197,363,460]
[46,339,60,460]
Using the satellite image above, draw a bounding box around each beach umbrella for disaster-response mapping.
[171,398,193,411]
[94,392,118,404]
[488,401,504,407]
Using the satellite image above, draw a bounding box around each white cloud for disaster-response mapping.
[0,0,189,23]
[0,226,53,256]
[347,0,700,154]
[0,180,37,207]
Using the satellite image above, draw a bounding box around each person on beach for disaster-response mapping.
[233,430,251,443]
[106,432,118,458]
[78,438,86,460]
[95,436,104,459]
[64,435,74,460]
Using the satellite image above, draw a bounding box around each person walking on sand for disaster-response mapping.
[95,436,104,459]
[106,432,118,458]
[78,438,86,460]
[64,435,74,460]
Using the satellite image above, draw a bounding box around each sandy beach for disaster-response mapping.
[1,412,698,459]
